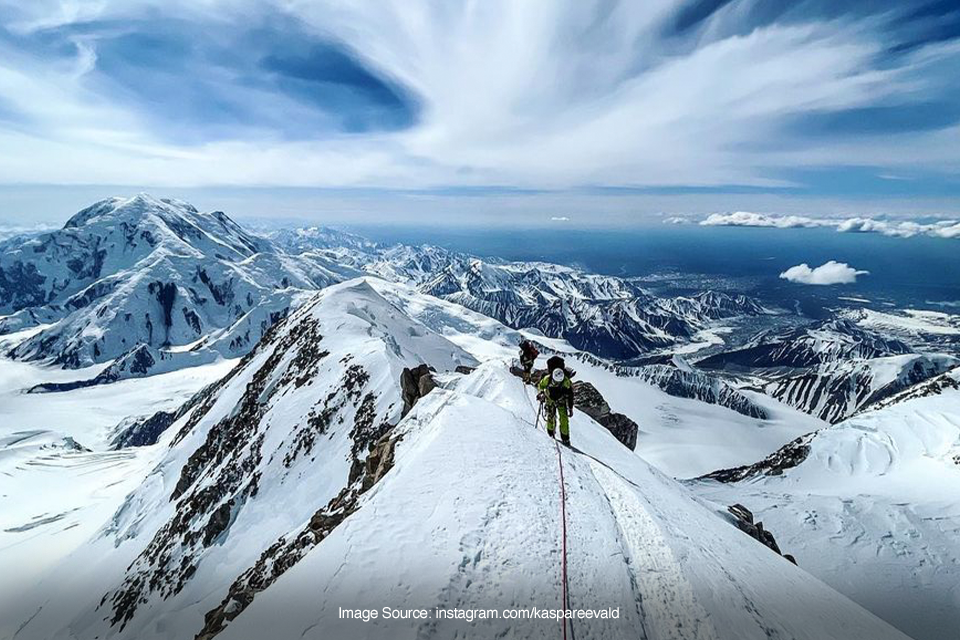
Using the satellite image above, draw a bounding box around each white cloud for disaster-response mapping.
[701,211,832,229]
[700,212,960,240]
[779,261,869,285]
[550,216,570,222]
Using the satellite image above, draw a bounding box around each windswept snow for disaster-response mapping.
[696,369,960,640]
[0,277,911,640]
[0,354,235,609]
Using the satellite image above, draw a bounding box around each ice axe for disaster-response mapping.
[534,397,544,431]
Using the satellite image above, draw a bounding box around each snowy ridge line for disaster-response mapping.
[589,462,719,640]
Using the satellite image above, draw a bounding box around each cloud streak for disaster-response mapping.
[780,261,869,285]
[700,211,960,239]
[0,0,958,201]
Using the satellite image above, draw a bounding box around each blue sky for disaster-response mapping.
[1,0,959,225]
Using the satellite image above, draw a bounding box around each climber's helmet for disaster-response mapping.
[551,368,565,384]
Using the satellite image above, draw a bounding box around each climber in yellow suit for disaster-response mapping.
[538,366,574,446]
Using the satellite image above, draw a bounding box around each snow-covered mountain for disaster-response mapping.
[696,318,956,422]
[696,366,960,640]
[2,278,912,640]
[0,195,359,368]
[416,259,770,359]
[562,351,770,420]
[697,319,914,370]
[761,353,959,423]
[269,227,773,360]
[1,199,777,379]
[840,307,960,354]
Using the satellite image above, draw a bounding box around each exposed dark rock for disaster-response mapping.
[195,431,403,640]
[105,316,323,629]
[727,503,796,564]
[418,372,438,397]
[598,413,639,451]
[111,411,178,449]
[701,433,816,483]
[400,364,437,416]
[572,381,639,450]
[572,381,610,421]
[455,365,476,375]
[203,499,236,546]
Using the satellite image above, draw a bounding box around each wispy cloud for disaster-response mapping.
[780,261,869,285]
[0,1,958,200]
[700,211,960,238]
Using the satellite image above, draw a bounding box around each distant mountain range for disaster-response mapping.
[2,194,956,426]
[697,318,959,422]
[0,195,773,372]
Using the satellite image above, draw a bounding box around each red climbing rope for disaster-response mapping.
[555,440,570,640]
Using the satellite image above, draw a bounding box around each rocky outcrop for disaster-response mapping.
[111,411,179,449]
[195,430,402,640]
[727,504,796,565]
[700,433,816,483]
[400,364,438,416]
[572,381,639,450]
[105,317,326,629]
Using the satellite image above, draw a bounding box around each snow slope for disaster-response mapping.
[216,366,909,640]
[695,368,960,640]
[0,353,236,608]
[2,277,909,640]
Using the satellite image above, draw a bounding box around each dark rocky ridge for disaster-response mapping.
[700,433,817,483]
[195,430,403,640]
[572,381,640,450]
[727,504,796,565]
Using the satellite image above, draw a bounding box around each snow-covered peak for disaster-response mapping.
[60,193,264,262]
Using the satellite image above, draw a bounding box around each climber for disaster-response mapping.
[518,339,539,383]
[538,362,575,446]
